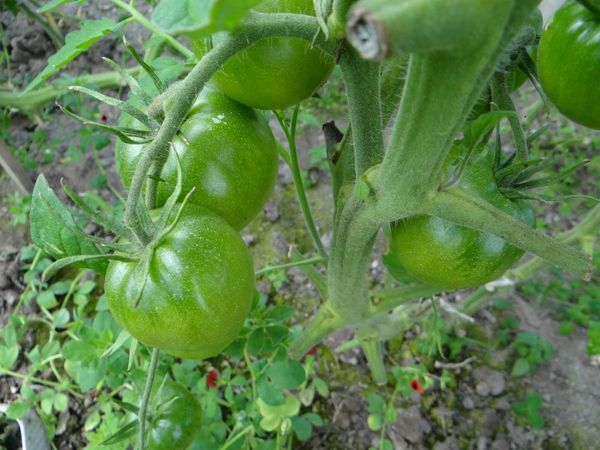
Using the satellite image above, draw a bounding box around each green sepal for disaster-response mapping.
[101,56,153,106]
[68,86,159,130]
[124,38,165,94]
[313,0,332,40]
[30,174,107,273]
[42,253,136,281]
[61,181,137,242]
[58,103,154,144]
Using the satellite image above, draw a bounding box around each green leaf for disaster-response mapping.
[265,305,295,322]
[30,175,106,273]
[6,401,31,419]
[54,392,69,412]
[367,413,384,431]
[511,357,531,377]
[266,360,305,389]
[0,345,19,370]
[291,416,313,441]
[37,290,58,309]
[303,412,324,427]
[152,0,261,37]
[257,376,285,406]
[84,410,101,432]
[26,19,117,91]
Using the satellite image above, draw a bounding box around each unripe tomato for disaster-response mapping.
[211,0,335,110]
[389,151,535,290]
[105,204,255,360]
[116,87,278,230]
[146,383,202,450]
[538,1,600,130]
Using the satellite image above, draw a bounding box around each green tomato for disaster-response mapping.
[211,0,335,110]
[538,1,600,130]
[146,383,202,450]
[116,87,278,230]
[389,151,534,290]
[105,204,255,360]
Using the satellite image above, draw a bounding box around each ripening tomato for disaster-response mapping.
[538,1,600,130]
[105,204,255,360]
[116,87,278,230]
[211,0,335,110]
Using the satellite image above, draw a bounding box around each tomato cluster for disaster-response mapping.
[106,0,333,361]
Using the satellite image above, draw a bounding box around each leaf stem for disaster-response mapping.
[274,107,328,260]
[255,257,324,276]
[138,348,160,450]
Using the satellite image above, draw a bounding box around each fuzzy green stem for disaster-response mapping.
[124,12,335,244]
[491,72,528,161]
[289,304,344,359]
[138,348,160,450]
[275,107,328,260]
[370,284,442,315]
[509,202,600,281]
[426,188,592,280]
[360,338,387,385]
[255,257,324,276]
[110,0,194,60]
[340,46,384,177]
[327,192,381,323]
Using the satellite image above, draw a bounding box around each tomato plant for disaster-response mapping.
[105,204,255,360]
[389,150,534,289]
[116,87,278,230]
[211,0,335,110]
[538,0,600,130]
[12,0,600,448]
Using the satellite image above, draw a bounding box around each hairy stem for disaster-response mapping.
[275,107,328,260]
[360,338,387,385]
[426,188,592,279]
[138,348,160,450]
[289,304,344,359]
[370,284,442,315]
[340,46,384,177]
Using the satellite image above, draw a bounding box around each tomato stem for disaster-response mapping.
[274,107,328,260]
[340,46,384,178]
[138,347,160,450]
[360,338,387,385]
[426,187,593,280]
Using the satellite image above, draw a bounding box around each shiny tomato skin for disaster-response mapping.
[105,204,255,360]
[389,152,535,290]
[146,383,202,450]
[211,0,335,110]
[116,87,278,230]
[538,1,600,130]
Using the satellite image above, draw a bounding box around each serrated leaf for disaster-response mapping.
[26,19,117,92]
[30,175,106,273]
[151,0,261,37]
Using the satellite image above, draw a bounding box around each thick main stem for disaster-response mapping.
[340,47,384,177]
